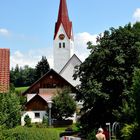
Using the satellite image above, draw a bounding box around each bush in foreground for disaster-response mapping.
[121,123,138,140]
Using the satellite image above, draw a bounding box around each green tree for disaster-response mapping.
[10,57,50,87]
[74,22,140,130]
[0,92,21,128]
[132,68,140,126]
[10,64,23,87]
[22,65,36,86]
[35,56,50,80]
[51,88,76,120]
[10,65,36,87]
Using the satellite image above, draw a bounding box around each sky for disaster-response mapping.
[0,0,140,69]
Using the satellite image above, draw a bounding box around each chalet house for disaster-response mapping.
[21,69,78,125]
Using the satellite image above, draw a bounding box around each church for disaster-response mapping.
[21,0,82,125]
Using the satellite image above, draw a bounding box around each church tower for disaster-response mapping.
[53,0,74,73]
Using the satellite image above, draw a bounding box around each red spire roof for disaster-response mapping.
[54,0,73,39]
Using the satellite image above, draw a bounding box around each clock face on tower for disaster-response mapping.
[59,34,65,40]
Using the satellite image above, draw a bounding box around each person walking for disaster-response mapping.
[96,128,106,140]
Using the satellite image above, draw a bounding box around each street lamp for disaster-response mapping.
[48,100,53,127]
[106,122,111,140]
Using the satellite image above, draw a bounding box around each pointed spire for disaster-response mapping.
[58,0,69,22]
[54,0,73,40]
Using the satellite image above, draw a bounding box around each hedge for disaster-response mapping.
[0,126,59,140]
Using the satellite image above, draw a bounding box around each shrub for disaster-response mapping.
[2,126,59,140]
[86,130,96,140]
[0,93,21,128]
[71,122,81,132]
[121,123,138,140]
[24,115,31,127]
[42,116,49,127]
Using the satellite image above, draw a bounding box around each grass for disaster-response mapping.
[15,87,29,93]
[50,127,67,133]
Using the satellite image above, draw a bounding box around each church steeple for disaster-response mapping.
[53,0,74,73]
[58,0,69,21]
[54,0,73,40]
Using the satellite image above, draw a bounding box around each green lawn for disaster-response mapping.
[50,127,67,133]
[15,87,29,93]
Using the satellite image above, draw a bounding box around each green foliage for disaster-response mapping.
[32,122,46,128]
[121,123,138,140]
[10,83,15,92]
[113,99,135,124]
[42,116,49,127]
[24,115,32,127]
[10,56,50,87]
[74,22,140,130]
[52,88,76,120]
[10,65,36,87]
[132,68,140,126]
[0,126,59,140]
[35,56,50,80]
[0,92,21,128]
[87,130,96,140]
[71,122,81,132]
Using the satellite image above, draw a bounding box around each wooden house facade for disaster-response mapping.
[21,69,77,125]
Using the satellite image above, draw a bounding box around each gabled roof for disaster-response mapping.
[25,94,47,106]
[59,54,82,74]
[54,0,73,40]
[22,69,76,96]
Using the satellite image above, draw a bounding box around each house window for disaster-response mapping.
[63,42,65,48]
[35,113,40,118]
[59,43,61,48]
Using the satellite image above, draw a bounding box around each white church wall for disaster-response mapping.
[60,56,81,87]
[54,24,74,73]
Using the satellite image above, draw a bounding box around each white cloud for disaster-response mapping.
[0,28,11,36]
[133,8,140,22]
[10,47,53,69]
[10,32,97,69]
[74,32,97,61]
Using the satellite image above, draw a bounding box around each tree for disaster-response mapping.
[10,64,24,87]
[132,68,140,126]
[74,22,140,130]
[0,92,21,128]
[10,65,36,87]
[22,65,36,86]
[10,57,50,87]
[35,56,50,80]
[51,88,76,120]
